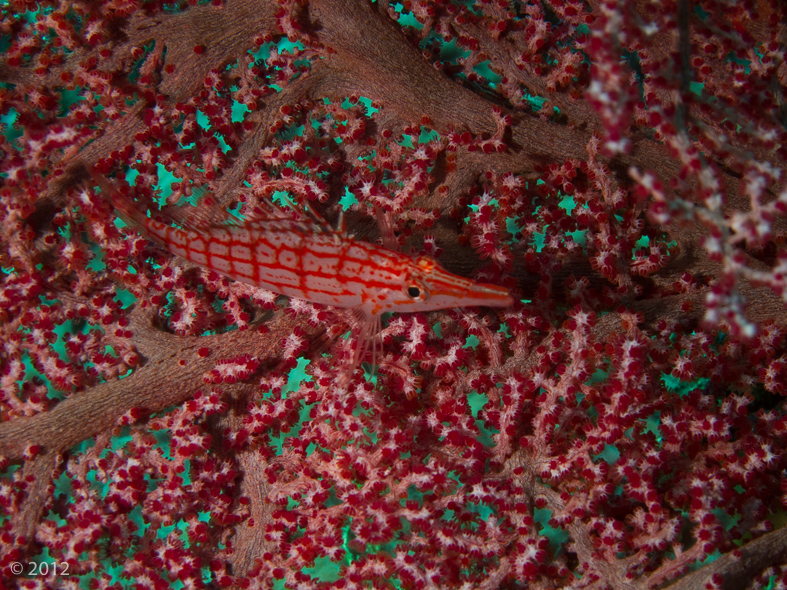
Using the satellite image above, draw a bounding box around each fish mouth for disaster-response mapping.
[429,274,514,309]
[459,282,514,308]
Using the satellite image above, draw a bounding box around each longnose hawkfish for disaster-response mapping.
[91,172,513,376]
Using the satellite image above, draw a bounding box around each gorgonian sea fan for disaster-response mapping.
[0,1,786,589]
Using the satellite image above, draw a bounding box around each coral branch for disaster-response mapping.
[0,308,312,461]
[661,526,787,590]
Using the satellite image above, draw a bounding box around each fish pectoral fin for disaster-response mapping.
[339,307,383,384]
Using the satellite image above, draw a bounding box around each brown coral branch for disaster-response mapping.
[659,526,787,590]
[35,2,278,208]
[0,307,314,462]
[12,451,59,546]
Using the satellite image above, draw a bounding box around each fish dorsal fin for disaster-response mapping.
[93,170,341,239]
[245,182,342,235]
[152,186,306,235]
[375,206,399,252]
[241,214,335,239]
[161,185,233,230]
[241,196,340,236]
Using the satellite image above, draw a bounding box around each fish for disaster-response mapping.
[90,172,513,373]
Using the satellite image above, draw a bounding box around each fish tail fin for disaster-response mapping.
[88,169,175,250]
[89,170,151,231]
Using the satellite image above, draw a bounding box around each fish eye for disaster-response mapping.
[405,282,429,300]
